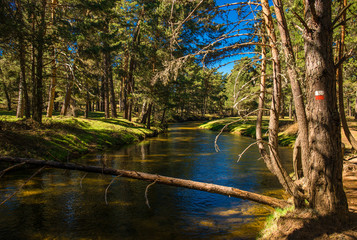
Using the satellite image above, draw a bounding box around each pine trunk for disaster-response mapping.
[32,0,47,123]
[304,0,348,218]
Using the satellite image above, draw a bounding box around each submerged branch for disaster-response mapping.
[0,156,289,209]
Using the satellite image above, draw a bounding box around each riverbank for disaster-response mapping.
[200,117,357,239]
[0,111,161,161]
[199,117,297,147]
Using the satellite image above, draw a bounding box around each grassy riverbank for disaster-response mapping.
[199,117,297,147]
[0,111,160,161]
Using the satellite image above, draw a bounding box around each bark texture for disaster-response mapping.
[304,0,348,217]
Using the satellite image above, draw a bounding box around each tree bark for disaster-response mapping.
[336,0,357,150]
[15,0,30,119]
[146,103,152,129]
[60,69,73,116]
[1,79,11,111]
[355,91,357,120]
[32,0,47,123]
[261,0,301,201]
[0,156,289,209]
[272,0,309,178]
[140,101,148,124]
[46,0,58,118]
[304,0,348,217]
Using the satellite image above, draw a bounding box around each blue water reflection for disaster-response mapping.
[0,122,292,240]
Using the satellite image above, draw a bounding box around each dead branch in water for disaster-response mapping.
[0,156,290,209]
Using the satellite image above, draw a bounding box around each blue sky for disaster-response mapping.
[212,0,260,75]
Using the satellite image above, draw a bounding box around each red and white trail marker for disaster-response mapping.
[315,90,325,100]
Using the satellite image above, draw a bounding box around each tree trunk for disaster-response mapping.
[261,0,300,201]
[1,79,11,111]
[105,50,117,118]
[15,0,30,119]
[140,101,148,124]
[355,91,357,120]
[304,0,348,218]
[336,0,357,150]
[46,0,58,118]
[288,98,293,119]
[146,103,152,129]
[32,0,47,123]
[85,89,89,119]
[272,0,309,178]
[60,71,73,116]
[0,156,289,209]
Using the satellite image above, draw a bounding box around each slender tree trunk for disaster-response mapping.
[15,0,30,119]
[347,95,351,117]
[355,91,357,120]
[160,108,166,125]
[46,0,58,118]
[304,0,348,218]
[103,55,110,119]
[32,0,47,123]
[1,79,11,111]
[272,0,309,178]
[61,71,73,116]
[31,12,36,117]
[140,101,148,124]
[85,88,89,119]
[105,50,117,118]
[289,98,293,119]
[336,0,357,150]
[261,0,300,201]
[146,103,152,129]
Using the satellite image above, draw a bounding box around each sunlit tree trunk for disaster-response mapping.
[272,0,309,178]
[260,0,300,201]
[336,0,357,150]
[304,0,348,218]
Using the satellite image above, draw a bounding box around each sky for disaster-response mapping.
[212,0,260,75]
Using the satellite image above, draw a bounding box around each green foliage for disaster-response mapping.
[258,205,295,239]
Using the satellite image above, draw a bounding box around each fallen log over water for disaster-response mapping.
[0,156,290,209]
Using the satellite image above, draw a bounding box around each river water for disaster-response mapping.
[0,122,292,239]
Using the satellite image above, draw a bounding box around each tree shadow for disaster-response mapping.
[274,211,357,239]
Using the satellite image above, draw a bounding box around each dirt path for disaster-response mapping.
[344,159,357,214]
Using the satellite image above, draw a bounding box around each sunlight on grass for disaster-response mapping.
[0,111,161,161]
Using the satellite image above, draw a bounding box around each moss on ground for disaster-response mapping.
[0,111,160,161]
[199,117,297,147]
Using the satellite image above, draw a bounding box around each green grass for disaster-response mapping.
[0,111,161,161]
[258,205,295,239]
[199,117,297,147]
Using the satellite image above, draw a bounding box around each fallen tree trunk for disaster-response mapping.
[0,156,289,209]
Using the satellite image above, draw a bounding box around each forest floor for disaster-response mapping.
[0,111,160,161]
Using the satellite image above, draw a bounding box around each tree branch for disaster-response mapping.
[0,156,290,209]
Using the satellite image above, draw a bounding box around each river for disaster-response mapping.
[0,122,293,239]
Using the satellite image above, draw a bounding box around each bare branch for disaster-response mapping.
[105,174,123,205]
[291,10,310,33]
[145,178,158,209]
[332,3,352,26]
[0,162,26,178]
[0,166,46,206]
